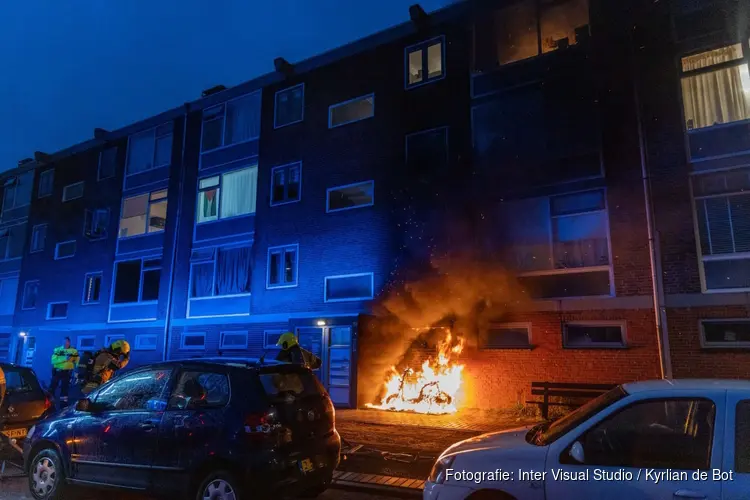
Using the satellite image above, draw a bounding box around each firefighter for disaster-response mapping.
[275,332,322,370]
[50,337,79,404]
[81,339,131,395]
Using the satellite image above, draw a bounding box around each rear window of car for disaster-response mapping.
[259,370,323,399]
[5,369,35,393]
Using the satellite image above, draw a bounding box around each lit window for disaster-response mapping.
[329,94,375,128]
[406,37,445,87]
[118,189,168,238]
[201,92,261,152]
[267,245,298,288]
[270,163,301,205]
[275,84,304,128]
[326,181,375,213]
[196,166,257,223]
[126,123,173,175]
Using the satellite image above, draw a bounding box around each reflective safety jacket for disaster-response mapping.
[81,349,128,394]
[51,346,80,371]
[0,366,5,412]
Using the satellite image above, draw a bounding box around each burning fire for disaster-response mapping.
[367,331,465,415]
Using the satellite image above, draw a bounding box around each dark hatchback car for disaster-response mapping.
[0,363,53,449]
[23,358,341,500]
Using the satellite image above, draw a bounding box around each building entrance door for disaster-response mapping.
[296,326,353,407]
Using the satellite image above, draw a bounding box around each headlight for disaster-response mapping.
[428,455,455,484]
[26,426,36,440]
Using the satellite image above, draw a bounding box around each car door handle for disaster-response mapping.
[674,490,707,499]
[139,421,157,431]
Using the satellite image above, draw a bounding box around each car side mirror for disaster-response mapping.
[569,441,585,464]
[75,398,92,412]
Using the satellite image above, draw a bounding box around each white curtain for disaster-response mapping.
[681,45,750,129]
[221,167,257,218]
[225,93,261,144]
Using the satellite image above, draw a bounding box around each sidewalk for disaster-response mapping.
[337,407,535,433]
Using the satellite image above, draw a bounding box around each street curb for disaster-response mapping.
[331,479,422,498]
[331,471,424,498]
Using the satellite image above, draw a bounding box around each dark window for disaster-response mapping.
[47,302,68,319]
[181,333,206,349]
[270,163,301,205]
[30,224,46,253]
[83,273,102,304]
[169,371,230,410]
[98,147,118,180]
[113,260,142,303]
[406,128,449,183]
[0,223,28,260]
[5,368,34,393]
[3,171,33,212]
[22,281,38,310]
[325,273,373,302]
[564,324,625,348]
[274,84,304,128]
[329,94,375,128]
[268,245,298,288]
[327,181,375,212]
[201,106,224,152]
[84,209,109,240]
[126,124,173,175]
[141,269,161,301]
[735,400,750,473]
[578,399,715,470]
[481,325,531,348]
[702,320,750,347]
[62,182,84,202]
[406,38,444,87]
[93,369,172,411]
[189,246,251,298]
[260,370,323,399]
[54,241,77,260]
[38,170,54,198]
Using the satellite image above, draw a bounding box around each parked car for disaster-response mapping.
[425,379,750,500]
[23,357,341,500]
[0,363,53,450]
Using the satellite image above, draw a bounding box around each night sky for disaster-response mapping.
[1,0,454,171]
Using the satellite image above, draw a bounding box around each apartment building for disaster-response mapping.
[0,0,746,409]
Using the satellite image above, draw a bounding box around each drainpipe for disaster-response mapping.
[161,105,189,362]
[629,26,673,379]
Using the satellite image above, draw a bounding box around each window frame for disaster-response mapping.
[200,90,262,153]
[188,244,253,302]
[83,208,110,240]
[38,169,54,198]
[134,333,158,351]
[76,335,96,351]
[118,189,168,239]
[480,322,533,350]
[124,123,174,176]
[82,271,103,305]
[46,301,69,320]
[563,321,627,349]
[54,240,77,260]
[324,272,375,303]
[405,35,446,89]
[104,333,126,346]
[3,172,33,212]
[0,277,18,316]
[91,368,173,413]
[195,165,258,224]
[266,244,299,289]
[62,181,85,202]
[274,83,305,129]
[98,146,118,181]
[700,319,750,349]
[326,180,375,213]
[219,330,248,350]
[21,280,39,311]
[328,93,375,129]
[111,256,162,306]
[30,223,47,254]
[269,162,302,206]
[264,330,285,350]
[180,332,206,351]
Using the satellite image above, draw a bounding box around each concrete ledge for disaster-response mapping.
[332,470,424,497]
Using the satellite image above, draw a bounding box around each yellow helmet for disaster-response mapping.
[277,332,298,350]
[111,339,131,355]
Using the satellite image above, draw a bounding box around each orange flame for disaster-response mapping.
[366,331,465,415]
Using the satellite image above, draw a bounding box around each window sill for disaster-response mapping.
[189,293,252,301]
[480,344,535,351]
[270,198,301,207]
[562,345,628,350]
[125,163,170,177]
[701,344,750,351]
[326,204,374,214]
[82,302,101,306]
[324,296,374,303]
[110,301,159,308]
[195,212,256,226]
[133,347,158,351]
[267,283,298,290]
[45,317,68,321]
[687,118,750,134]
[179,347,206,351]
[518,265,610,277]
[117,230,165,241]
[405,74,446,91]
[218,346,247,351]
[274,118,304,130]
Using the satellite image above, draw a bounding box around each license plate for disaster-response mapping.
[299,459,314,473]
[2,428,27,439]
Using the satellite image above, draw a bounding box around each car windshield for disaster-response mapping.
[526,386,628,446]
[5,369,34,394]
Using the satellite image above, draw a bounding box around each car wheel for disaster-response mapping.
[28,448,67,500]
[195,470,242,500]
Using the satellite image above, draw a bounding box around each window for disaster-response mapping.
[264,330,285,350]
[692,169,750,290]
[196,166,257,223]
[681,43,750,131]
[736,400,750,473]
[275,84,304,128]
[77,335,96,350]
[180,332,206,350]
[126,123,173,175]
[406,37,445,87]
[267,244,298,288]
[105,334,126,346]
[0,223,26,261]
[84,208,109,240]
[326,181,375,213]
[118,189,168,238]
[578,399,715,469]
[30,224,47,253]
[46,302,69,320]
[270,162,301,205]
[329,94,375,128]
[62,182,84,202]
[480,324,531,349]
[564,323,625,348]
[168,371,230,410]
[0,278,18,315]
[134,334,158,351]
[190,246,252,298]
[474,0,589,70]
[113,258,161,304]
[701,320,750,348]
[21,280,38,310]
[93,369,172,411]
[54,240,76,260]
[201,92,262,152]
[220,331,248,350]
[406,128,449,181]
[3,171,33,212]
[82,272,102,304]
[324,273,374,302]
[38,169,54,198]
[98,147,118,180]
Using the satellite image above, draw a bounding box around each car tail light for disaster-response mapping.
[44,393,53,411]
[244,408,277,434]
